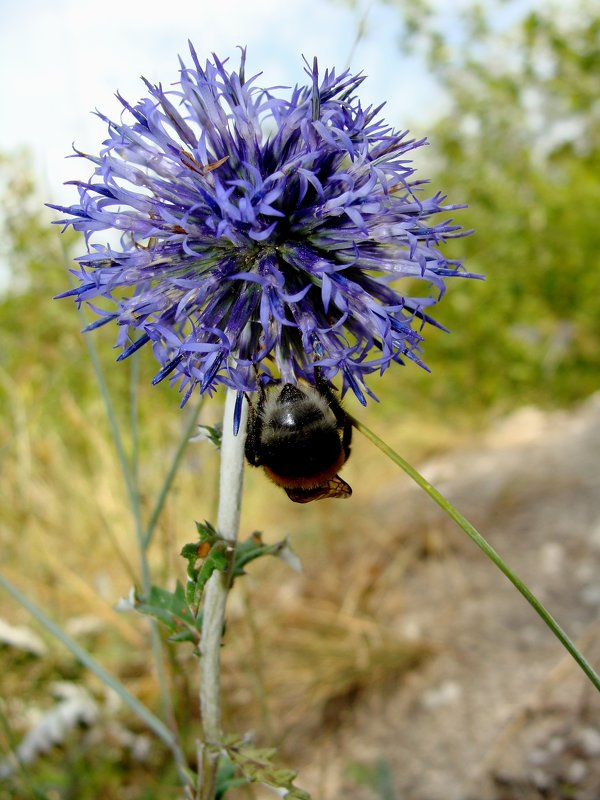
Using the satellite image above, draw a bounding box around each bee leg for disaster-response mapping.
[314,367,346,425]
[243,388,264,466]
[313,367,353,459]
[341,415,353,460]
[313,366,338,406]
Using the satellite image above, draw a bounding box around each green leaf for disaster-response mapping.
[215,754,250,798]
[221,736,311,799]
[232,532,302,576]
[135,582,200,643]
[195,519,220,542]
[193,423,222,449]
[195,546,229,592]
[179,528,301,625]
[180,521,233,610]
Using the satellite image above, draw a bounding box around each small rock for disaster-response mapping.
[577,727,600,758]
[547,735,567,756]
[400,618,423,640]
[420,680,462,710]
[589,519,600,551]
[564,759,587,785]
[579,584,600,607]
[527,748,549,767]
[530,768,553,791]
[539,542,564,577]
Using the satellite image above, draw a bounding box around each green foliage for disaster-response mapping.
[384,0,600,414]
[133,524,300,650]
[221,735,311,799]
[346,757,396,800]
[135,582,201,644]
[230,530,302,575]
[182,520,230,611]
[214,755,249,798]
[194,423,223,449]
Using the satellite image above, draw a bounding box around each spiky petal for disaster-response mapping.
[52,46,478,405]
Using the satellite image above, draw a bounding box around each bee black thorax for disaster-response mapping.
[259,389,341,480]
[244,378,352,500]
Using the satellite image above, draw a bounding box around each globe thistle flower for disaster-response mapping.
[53,45,478,407]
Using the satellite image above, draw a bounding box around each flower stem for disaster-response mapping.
[198,389,247,798]
[352,416,600,694]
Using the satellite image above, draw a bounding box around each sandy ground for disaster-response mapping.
[289,393,600,799]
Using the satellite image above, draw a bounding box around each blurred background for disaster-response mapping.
[1,1,599,798]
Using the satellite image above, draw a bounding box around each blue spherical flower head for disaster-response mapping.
[53,45,479,409]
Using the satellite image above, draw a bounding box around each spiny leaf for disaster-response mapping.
[233,532,302,576]
[135,582,200,643]
[221,735,311,799]
[181,520,230,607]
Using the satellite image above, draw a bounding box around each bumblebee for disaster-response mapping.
[245,375,352,503]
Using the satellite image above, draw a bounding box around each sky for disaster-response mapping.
[0,0,571,202]
[0,0,444,205]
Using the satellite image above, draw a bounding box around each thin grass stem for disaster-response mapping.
[68,309,208,791]
[129,346,140,485]
[77,316,177,728]
[58,248,185,765]
[143,395,204,551]
[78,310,137,512]
[0,572,193,793]
[352,416,600,693]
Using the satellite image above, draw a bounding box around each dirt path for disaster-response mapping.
[297,393,600,799]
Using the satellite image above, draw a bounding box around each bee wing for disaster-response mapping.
[286,475,352,504]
